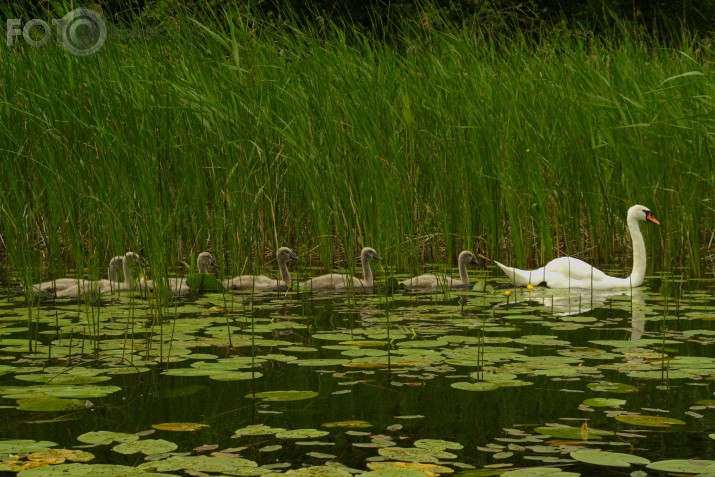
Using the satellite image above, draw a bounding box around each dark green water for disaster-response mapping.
[0,272,714,476]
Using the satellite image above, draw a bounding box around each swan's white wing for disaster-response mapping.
[544,257,609,281]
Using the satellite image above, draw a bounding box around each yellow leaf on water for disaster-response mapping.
[152,422,210,432]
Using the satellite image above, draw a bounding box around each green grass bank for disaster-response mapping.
[1,11,713,288]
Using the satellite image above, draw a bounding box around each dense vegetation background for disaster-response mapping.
[4,0,715,37]
[0,0,713,291]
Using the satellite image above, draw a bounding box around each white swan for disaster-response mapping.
[401,250,479,289]
[142,252,218,296]
[299,247,380,291]
[224,247,298,291]
[494,204,660,290]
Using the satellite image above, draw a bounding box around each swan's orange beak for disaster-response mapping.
[646,212,660,225]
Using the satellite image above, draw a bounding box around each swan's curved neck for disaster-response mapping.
[198,262,209,274]
[278,257,291,286]
[108,257,121,283]
[122,257,134,287]
[628,217,647,287]
[362,255,373,287]
[458,257,470,284]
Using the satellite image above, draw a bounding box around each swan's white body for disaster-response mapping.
[143,252,218,296]
[495,205,660,290]
[224,247,298,291]
[401,250,479,289]
[299,247,380,290]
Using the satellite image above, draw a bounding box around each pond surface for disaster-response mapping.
[0,270,714,476]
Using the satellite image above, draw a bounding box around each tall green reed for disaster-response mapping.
[0,7,712,294]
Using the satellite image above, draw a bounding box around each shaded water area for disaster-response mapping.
[0,269,714,476]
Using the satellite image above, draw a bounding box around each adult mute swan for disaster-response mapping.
[401,250,479,289]
[494,204,660,290]
[224,247,298,291]
[143,251,218,296]
[299,247,380,291]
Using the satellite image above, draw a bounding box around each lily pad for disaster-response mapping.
[322,420,372,428]
[585,382,637,394]
[365,461,455,475]
[186,273,225,293]
[16,463,148,476]
[151,423,209,432]
[247,390,318,402]
[378,446,457,462]
[646,459,715,473]
[450,382,500,392]
[77,431,140,445]
[275,429,329,439]
[27,449,95,463]
[112,439,178,455]
[232,424,286,437]
[534,425,613,440]
[501,469,580,476]
[137,455,259,473]
[582,398,626,408]
[614,415,686,427]
[0,440,58,454]
[16,397,87,412]
[413,439,464,451]
[570,450,650,467]
[0,385,121,399]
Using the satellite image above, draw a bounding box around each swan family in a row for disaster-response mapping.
[30,204,659,297]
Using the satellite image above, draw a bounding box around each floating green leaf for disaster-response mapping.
[275,429,329,439]
[450,382,500,392]
[112,439,178,455]
[0,440,57,454]
[322,420,372,428]
[534,425,613,440]
[247,390,318,401]
[570,450,650,467]
[151,423,209,432]
[16,463,147,476]
[614,415,686,427]
[582,398,626,408]
[586,382,637,393]
[646,459,715,473]
[232,424,286,437]
[413,439,464,451]
[186,273,225,293]
[378,446,457,462]
[77,431,140,445]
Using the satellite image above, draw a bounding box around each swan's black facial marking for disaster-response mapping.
[644,209,661,225]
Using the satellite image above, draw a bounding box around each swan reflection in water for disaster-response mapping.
[469,286,649,341]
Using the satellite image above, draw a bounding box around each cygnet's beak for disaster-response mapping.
[289,251,298,261]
